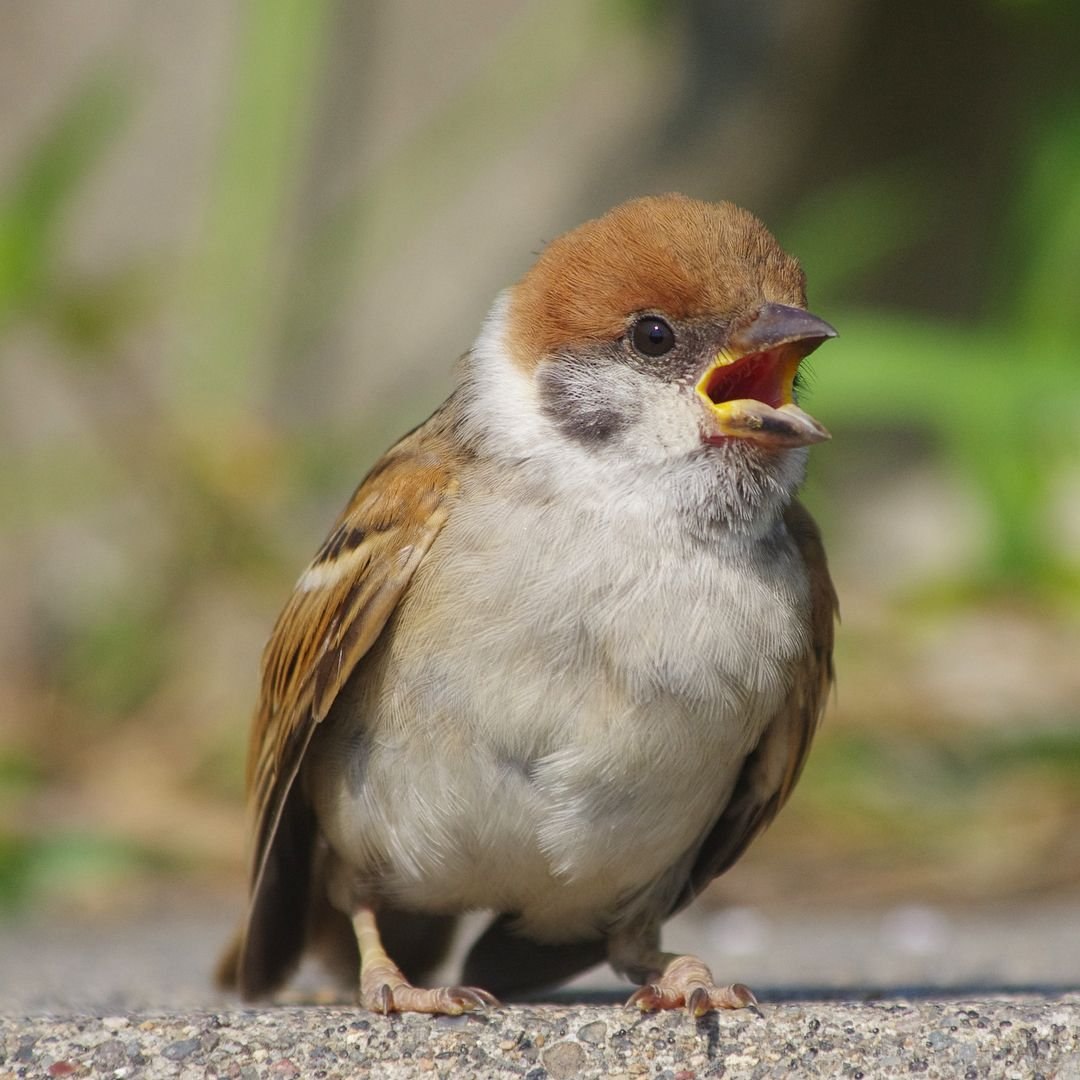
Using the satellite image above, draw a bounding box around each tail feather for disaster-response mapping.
[222,784,316,1000]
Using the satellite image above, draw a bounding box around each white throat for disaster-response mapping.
[457,290,808,540]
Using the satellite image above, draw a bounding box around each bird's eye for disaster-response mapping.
[631,316,676,358]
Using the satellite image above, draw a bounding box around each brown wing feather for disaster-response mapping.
[673,499,837,911]
[244,408,465,907]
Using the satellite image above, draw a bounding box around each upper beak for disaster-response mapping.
[696,302,837,448]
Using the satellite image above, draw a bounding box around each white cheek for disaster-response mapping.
[615,375,703,462]
[459,290,551,461]
[463,291,700,468]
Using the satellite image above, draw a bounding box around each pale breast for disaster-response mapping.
[305,473,811,939]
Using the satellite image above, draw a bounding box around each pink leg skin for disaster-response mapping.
[353,908,499,1016]
[625,954,759,1017]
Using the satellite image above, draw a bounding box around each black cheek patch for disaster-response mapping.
[536,361,639,445]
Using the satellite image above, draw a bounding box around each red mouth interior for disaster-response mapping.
[702,349,790,409]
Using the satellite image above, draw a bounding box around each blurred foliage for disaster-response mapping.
[0,72,130,332]
[0,831,177,915]
[748,721,1080,907]
[789,116,1080,592]
[280,0,650,386]
[1,0,1079,915]
[0,749,175,913]
[174,0,331,438]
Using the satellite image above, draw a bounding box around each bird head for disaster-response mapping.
[463,195,836,522]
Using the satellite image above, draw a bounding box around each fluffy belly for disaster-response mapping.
[304,495,809,937]
[306,671,784,940]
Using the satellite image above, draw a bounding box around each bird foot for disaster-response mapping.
[626,955,759,1017]
[353,905,500,1015]
[360,960,499,1016]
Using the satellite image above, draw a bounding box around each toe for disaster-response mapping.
[715,982,758,1011]
[626,983,679,1012]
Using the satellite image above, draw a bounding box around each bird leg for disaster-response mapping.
[610,928,758,1017]
[352,907,498,1015]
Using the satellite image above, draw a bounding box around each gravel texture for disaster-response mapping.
[3,997,1080,1079]
[2,902,1079,1077]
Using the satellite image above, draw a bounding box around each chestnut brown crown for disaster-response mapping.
[507,194,808,370]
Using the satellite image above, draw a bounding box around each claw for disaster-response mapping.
[448,986,499,1013]
[687,986,710,1017]
[626,984,662,1011]
[729,983,759,1011]
[376,983,393,1015]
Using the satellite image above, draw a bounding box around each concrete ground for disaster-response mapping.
[1,900,1078,1077]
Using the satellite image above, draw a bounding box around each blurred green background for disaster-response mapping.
[1,0,1079,920]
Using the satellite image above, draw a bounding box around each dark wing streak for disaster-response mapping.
[672,498,837,912]
[241,412,463,920]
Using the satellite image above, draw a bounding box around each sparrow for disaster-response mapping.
[217,194,837,1016]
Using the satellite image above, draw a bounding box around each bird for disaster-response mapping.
[217,193,838,1017]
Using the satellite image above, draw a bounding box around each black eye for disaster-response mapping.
[631,316,676,357]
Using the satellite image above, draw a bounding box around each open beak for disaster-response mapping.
[696,302,837,448]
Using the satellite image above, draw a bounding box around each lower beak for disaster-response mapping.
[696,302,837,449]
